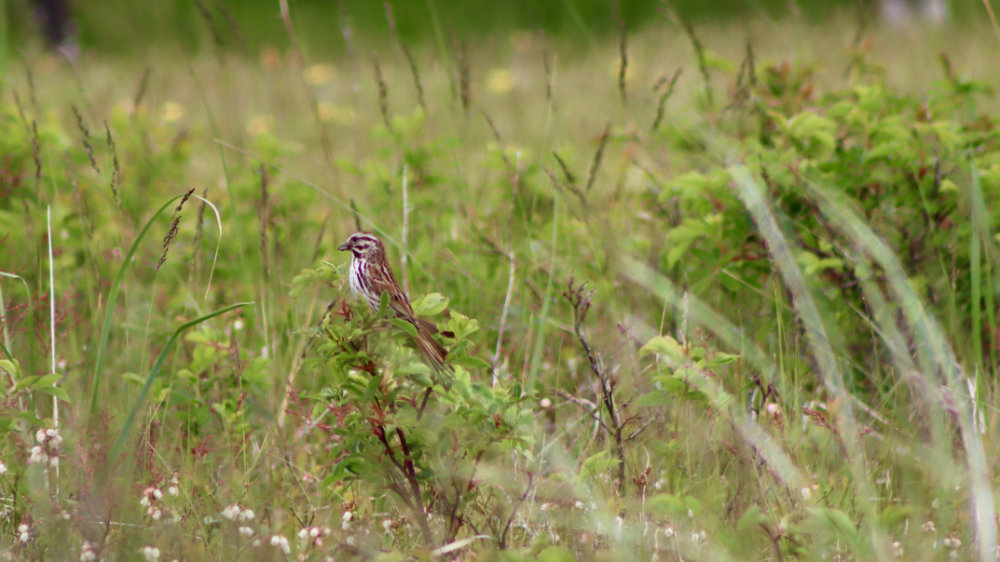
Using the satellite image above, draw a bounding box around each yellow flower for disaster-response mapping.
[160,101,184,123]
[305,64,336,85]
[318,102,355,126]
[247,115,273,135]
[487,68,514,94]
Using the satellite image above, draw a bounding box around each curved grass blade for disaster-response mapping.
[191,194,223,300]
[803,177,998,562]
[108,301,252,465]
[0,271,30,364]
[89,194,185,416]
[731,165,885,559]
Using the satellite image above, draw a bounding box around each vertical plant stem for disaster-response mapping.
[401,165,410,297]
[47,206,59,486]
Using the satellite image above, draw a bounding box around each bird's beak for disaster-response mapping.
[337,241,350,251]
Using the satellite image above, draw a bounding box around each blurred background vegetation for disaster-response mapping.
[3,0,1000,558]
[0,0,986,57]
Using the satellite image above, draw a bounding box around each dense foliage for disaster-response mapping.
[1,12,999,561]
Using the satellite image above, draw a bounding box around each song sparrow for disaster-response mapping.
[338,231,448,370]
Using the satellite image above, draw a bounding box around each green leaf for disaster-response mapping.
[580,450,616,478]
[0,359,21,379]
[634,391,673,408]
[34,385,70,402]
[536,546,577,562]
[879,505,914,529]
[398,362,432,376]
[703,352,740,368]
[664,219,713,268]
[647,493,700,518]
[640,335,686,363]
[390,318,419,338]
[806,507,863,546]
[449,355,491,370]
[736,505,769,534]
[412,292,448,316]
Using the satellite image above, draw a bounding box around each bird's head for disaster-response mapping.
[338,231,383,260]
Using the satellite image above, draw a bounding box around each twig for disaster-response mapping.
[563,278,626,493]
[499,472,535,549]
[401,165,410,296]
[391,425,433,542]
[555,389,610,434]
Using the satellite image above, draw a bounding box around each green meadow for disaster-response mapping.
[2,3,1000,560]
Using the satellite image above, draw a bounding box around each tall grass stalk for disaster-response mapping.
[89,194,190,415]
[46,206,58,487]
[732,166,886,558]
[803,177,998,561]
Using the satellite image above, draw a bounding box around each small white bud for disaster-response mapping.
[29,446,46,464]
[221,504,241,521]
[269,535,290,555]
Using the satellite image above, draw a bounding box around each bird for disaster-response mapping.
[338,231,448,370]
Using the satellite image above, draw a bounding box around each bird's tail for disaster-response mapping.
[414,326,449,372]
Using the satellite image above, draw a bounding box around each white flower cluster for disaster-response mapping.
[942,535,962,549]
[298,525,332,547]
[140,487,164,520]
[80,540,99,562]
[138,545,159,561]
[18,523,31,544]
[28,428,62,468]
[269,534,290,554]
[221,504,255,522]
[139,485,178,522]
[222,504,256,540]
[166,473,179,497]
